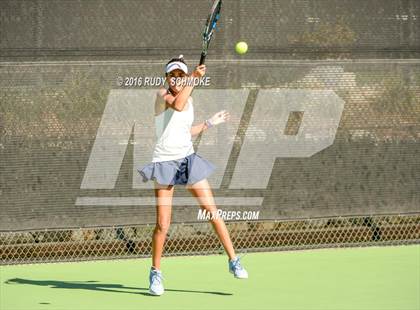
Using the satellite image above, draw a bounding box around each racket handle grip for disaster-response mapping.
[199,53,206,65]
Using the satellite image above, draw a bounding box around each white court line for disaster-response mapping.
[1,59,420,66]
[75,196,264,206]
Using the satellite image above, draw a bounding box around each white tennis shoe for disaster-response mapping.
[228,256,248,279]
[149,267,164,296]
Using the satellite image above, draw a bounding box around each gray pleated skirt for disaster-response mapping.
[138,152,216,186]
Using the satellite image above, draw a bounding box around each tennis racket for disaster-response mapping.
[199,0,222,65]
[191,0,222,153]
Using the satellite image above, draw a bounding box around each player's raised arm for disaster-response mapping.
[164,64,206,112]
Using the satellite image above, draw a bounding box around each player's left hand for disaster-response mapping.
[208,110,230,126]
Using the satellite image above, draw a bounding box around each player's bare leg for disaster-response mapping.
[187,178,236,260]
[152,181,174,270]
[187,178,248,278]
[148,181,174,296]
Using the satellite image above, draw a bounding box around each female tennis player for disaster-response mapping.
[138,55,248,296]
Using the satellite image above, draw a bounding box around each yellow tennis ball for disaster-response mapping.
[235,41,248,55]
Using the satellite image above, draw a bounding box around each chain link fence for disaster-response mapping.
[1,0,419,266]
[1,214,419,265]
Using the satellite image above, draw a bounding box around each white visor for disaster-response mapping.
[165,61,188,74]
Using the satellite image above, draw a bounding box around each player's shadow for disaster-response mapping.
[5,278,232,296]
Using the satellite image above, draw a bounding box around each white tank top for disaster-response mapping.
[152,96,195,162]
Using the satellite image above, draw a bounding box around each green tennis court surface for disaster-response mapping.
[1,245,419,310]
